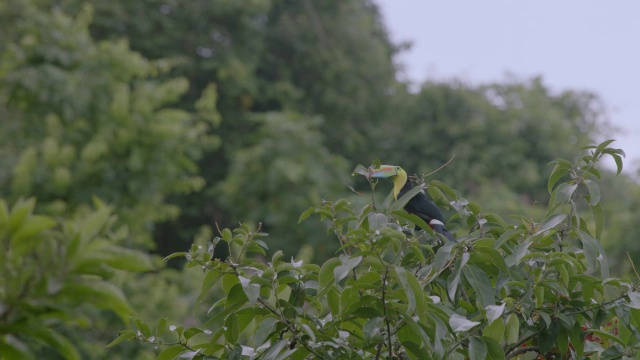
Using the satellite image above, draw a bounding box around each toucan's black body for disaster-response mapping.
[398,181,457,242]
[369,164,456,242]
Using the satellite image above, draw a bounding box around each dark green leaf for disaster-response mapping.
[583,180,600,206]
[469,336,487,360]
[537,319,560,354]
[482,336,506,360]
[463,265,495,308]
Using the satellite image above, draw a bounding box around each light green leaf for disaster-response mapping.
[157,345,185,360]
[483,318,505,343]
[505,313,520,344]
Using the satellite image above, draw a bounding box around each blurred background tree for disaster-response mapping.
[1,0,638,358]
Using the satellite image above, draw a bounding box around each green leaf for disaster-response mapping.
[535,214,565,235]
[448,252,469,301]
[333,254,362,284]
[392,209,431,233]
[483,336,506,360]
[612,153,624,175]
[547,163,569,193]
[11,215,56,244]
[317,257,341,294]
[198,270,222,304]
[482,317,505,343]
[470,247,509,274]
[27,327,80,360]
[363,317,384,346]
[106,332,135,348]
[434,242,454,272]
[583,180,600,206]
[261,339,288,360]
[183,327,204,340]
[133,318,152,338]
[430,180,458,199]
[391,186,423,211]
[505,314,519,344]
[592,202,604,239]
[60,281,132,322]
[224,313,239,344]
[537,319,560,354]
[298,207,315,223]
[238,276,260,304]
[463,265,495,308]
[156,318,168,337]
[402,341,430,360]
[469,336,487,360]
[555,183,578,203]
[164,252,188,262]
[255,317,279,346]
[157,345,186,360]
[368,212,388,230]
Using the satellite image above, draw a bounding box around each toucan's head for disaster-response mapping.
[369,165,408,200]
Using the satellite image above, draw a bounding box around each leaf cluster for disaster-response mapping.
[0,198,153,359]
[118,140,640,359]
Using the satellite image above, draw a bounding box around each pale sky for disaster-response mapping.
[378,1,640,174]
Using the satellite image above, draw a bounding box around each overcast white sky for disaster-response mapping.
[377,1,640,174]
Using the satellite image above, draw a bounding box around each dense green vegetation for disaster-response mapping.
[1,0,639,358]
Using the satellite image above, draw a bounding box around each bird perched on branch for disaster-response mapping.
[369,165,456,242]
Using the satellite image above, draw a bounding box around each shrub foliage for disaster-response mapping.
[115,141,639,359]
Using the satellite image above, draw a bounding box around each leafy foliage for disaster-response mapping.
[0,0,220,247]
[0,198,152,359]
[119,141,640,359]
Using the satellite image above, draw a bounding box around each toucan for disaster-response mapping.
[369,165,456,242]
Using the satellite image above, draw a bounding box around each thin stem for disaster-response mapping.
[506,346,539,359]
[376,263,393,360]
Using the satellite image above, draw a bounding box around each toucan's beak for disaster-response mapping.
[369,165,397,178]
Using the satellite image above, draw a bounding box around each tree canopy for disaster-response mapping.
[1,0,639,358]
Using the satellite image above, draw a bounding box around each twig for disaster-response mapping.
[424,154,456,177]
[506,345,539,359]
[628,253,640,282]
